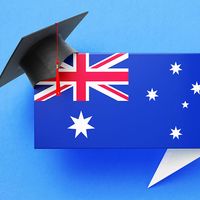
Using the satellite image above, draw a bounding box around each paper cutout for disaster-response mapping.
[148,149,200,188]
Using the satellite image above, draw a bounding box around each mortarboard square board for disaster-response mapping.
[0,13,200,149]
[0,12,88,87]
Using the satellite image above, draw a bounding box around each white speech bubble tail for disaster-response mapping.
[148,149,200,188]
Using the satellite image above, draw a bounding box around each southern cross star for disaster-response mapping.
[182,101,189,108]
[146,88,158,101]
[170,62,182,75]
[170,127,182,139]
[68,111,94,138]
[191,82,200,94]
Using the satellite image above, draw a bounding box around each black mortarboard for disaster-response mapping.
[0,12,88,87]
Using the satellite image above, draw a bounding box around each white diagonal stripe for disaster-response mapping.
[89,83,128,101]
[90,53,129,70]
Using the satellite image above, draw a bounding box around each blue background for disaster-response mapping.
[1,0,200,199]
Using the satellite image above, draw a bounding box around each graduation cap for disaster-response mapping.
[0,12,88,87]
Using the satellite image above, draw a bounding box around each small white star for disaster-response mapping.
[170,62,182,75]
[146,88,158,101]
[182,101,189,108]
[170,127,182,139]
[191,82,200,94]
[68,111,94,138]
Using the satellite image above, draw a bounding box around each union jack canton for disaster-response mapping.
[34,53,129,102]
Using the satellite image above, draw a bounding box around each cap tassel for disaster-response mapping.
[56,23,61,96]
[56,59,61,96]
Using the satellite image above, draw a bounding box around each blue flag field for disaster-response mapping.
[34,53,200,148]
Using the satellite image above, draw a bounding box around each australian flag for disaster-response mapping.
[34,53,200,148]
